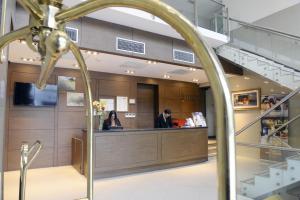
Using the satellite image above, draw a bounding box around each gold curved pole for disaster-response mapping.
[69,42,94,200]
[0,26,31,53]
[17,0,44,20]
[36,55,59,89]
[56,1,236,199]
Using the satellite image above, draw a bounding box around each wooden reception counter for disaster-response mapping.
[73,128,208,178]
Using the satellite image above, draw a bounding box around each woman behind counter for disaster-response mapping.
[102,110,122,130]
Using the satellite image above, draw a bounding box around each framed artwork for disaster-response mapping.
[232,89,260,110]
[261,94,289,141]
[67,92,84,106]
[58,76,76,91]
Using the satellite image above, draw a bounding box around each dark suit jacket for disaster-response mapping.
[156,114,173,128]
[102,118,122,130]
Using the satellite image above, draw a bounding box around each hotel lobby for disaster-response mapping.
[0,0,300,200]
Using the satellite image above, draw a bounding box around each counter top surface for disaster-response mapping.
[82,127,207,134]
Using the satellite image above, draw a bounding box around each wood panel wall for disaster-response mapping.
[5,63,204,171]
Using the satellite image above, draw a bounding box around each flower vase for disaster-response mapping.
[98,111,105,130]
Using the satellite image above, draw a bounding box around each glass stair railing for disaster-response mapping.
[216,17,300,90]
[217,44,300,90]
[235,88,300,200]
[228,18,300,72]
[161,0,229,35]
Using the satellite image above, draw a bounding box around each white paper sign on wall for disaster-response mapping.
[117,96,128,112]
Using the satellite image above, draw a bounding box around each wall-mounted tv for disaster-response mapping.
[13,82,58,106]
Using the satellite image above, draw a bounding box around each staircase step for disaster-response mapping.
[241,177,255,185]
[270,162,288,170]
[255,170,270,178]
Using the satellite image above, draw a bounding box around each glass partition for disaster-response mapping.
[236,90,300,199]
[237,144,300,199]
[195,0,228,34]
[161,0,229,35]
[229,20,300,72]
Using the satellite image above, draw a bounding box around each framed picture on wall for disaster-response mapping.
[67,92,84,106]
[58,76,76,91]
[232,89,261,110]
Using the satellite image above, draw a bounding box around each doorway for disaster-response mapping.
[137,84,159,129]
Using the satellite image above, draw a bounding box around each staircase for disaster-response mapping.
[239,155,300,199]
[217,45,300,90]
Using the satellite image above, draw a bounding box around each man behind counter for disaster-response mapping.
[156,109,173,128]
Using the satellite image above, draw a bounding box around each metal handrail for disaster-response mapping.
[236,142,300,153]
[19,141,42,200]
[208,0,225,7]
[267,113,300,140]
[270,135,292,149]
[235,87,300,136]
[229,17,300,41]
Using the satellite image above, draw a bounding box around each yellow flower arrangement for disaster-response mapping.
[92,100,105,113]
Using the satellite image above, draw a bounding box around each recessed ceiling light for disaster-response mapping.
[163,74,170,79]
[281,91,286,94]
[264,81,269,84]
[244,76,250,80]
[189,68,196,71]
[147,60,157,64]
[125,70,134,74]
[73,64,79,68]
[21,57,35,62]
[193,78,199,82]
[85,50,98,55]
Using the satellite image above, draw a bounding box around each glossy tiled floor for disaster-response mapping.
[4,156,271,200]
[5,158,218,200]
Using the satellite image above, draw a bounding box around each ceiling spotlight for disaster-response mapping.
[193,78,199,82]
[164,74,170,79]
[264,81,269,84]
[21,57,35,62]
[85,50,98,55]
[281,91,286,94]
[125,70,134,74]
[147,60,157,64]
[244,76,250,80]
[189,68,196,71]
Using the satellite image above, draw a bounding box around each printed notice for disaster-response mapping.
[116,96,128,112]
[99,98,115,111]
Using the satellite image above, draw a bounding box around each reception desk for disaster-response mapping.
[73,128,208,178]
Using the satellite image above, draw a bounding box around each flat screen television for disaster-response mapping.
[14,82,58,106]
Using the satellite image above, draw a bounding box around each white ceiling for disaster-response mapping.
[8,41,209,84]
